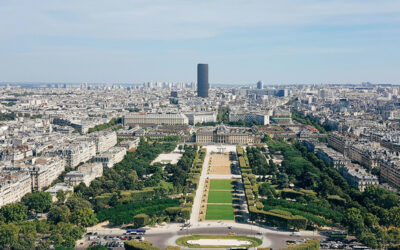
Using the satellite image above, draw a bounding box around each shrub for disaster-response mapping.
[281,240,320,250]
[133,214,150,227]
[124,240,160,250]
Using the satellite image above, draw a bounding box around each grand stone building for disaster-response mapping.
[196,124,261,145]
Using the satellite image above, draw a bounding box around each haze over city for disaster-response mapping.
[1,0,400,84]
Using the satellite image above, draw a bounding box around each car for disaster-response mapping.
[228,226,232,229]
[121,237,127,240]
[257,232,262,235]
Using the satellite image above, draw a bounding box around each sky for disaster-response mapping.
[0,0,400,85]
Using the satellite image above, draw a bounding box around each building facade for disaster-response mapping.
[197,64,209,98]
[196,124,260,145]
[123,113,189,126]
[0,169,32,207]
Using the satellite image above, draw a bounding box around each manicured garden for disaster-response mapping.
[205,204,235,220]
[209,179,232,190]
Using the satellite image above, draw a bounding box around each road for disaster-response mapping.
[145,224,324,249]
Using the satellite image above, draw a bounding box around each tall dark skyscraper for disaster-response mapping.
[197,64,209,98]
[257,80,263,89]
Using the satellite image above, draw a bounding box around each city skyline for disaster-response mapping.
[0,0,400,84]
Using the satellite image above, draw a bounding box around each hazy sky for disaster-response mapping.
[1,0,400,84]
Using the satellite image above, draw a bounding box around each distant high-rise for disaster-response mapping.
[257,80,263,89]
[197,64,209,98]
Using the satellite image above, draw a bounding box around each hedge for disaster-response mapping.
[281,240,320,250]
[124,240,160,250]
[280,189,303,199]
[166,247,181,250]
[237,146,244,156]
[129,188,156,201]
[248,207,307,229]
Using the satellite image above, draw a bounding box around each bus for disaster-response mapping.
[126,229,146,235]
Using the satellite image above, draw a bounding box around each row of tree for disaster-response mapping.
[88,117,122,133]
[291,110,332,133]
[0,192,94,249]
[263,138,400,248]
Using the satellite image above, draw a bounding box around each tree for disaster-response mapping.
[364,213,379,229]
[50,222,85,248]
[65,197,92,212]
[261,134,271,143]
[344,208,364,234]
[108,193,119,207]
[22,192,53,213]
[48,205,71,224]
[35,240,51,250]
[87,246,108,250]
[133,214,150,228]
[0,223,19,249]
[0,203,28,223]
[359,232,378,249]
[181,208,191,221]
[71,208,98,227]
[389,207,400,227]
[56,190,67,204]
[276,173,289,188]
[258,183,276,198]
[17,222,37,249]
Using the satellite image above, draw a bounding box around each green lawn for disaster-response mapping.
[209,179,232,190]
[205,205,235,220]
[176,235,262,248]
[207,191,233,204]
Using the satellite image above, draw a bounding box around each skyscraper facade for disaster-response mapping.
[197,64,209,98]
[257,80,263,89]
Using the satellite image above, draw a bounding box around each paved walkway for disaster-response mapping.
[189,147,210,224]
[207,174,242,179]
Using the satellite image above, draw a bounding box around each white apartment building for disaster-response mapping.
[90,131,117,154]
[229,113,270,125]
[119,138,140,150]
[0,169,32,207]
[185,112,217,125]
[64,162,103,186]
[93,147,126,168]
[30,156,65,191]
[123,113,189,126]
[379,159,400,189]
[63,141,96,168]
[341,167,379,192]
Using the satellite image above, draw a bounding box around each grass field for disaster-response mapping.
[205,205,235,220]
[207,191,233,204]
[209,179,232,190]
